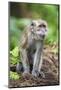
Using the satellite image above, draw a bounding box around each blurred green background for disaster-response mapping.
[9,2,59,79]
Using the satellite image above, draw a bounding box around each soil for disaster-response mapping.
[9,44,59,88]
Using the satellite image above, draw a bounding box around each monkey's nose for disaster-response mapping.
[40,34,45,38]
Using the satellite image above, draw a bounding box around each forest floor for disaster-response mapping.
[9,44,59,88]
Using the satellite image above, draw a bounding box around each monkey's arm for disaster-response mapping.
[32,42,43,77]
[20,32,28,48]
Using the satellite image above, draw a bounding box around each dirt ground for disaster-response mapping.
[9,44,59,88]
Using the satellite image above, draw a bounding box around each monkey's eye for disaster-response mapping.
[39,24,46,28]
[31,22,35,26]
[43,24,46,28]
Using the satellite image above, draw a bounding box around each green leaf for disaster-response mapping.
[10,46,19,57]
[10,71,20,80]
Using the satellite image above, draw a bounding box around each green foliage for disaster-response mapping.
[16,18,30,30]
[10,71,20,80]
[10,46,19,57]
[10,17,30,50]
[10,46,20,65]
[10,17,20,50]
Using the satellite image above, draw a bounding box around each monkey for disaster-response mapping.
[16,19,48,78]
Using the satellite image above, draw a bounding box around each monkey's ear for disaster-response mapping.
[27,24,34,32]
[30,20,36,26]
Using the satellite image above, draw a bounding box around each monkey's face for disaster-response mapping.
[30,20,48,40]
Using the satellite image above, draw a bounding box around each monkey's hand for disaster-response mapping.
[32,70,39,77]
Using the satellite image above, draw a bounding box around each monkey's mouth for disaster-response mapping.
[32,29,46,40]
[35,30,45,38]
[35,30,46,36]
[33,32,45,40]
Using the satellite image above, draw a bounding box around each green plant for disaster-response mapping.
[10,71,20,80]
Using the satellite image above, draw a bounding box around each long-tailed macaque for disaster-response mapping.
[16,19,48,77]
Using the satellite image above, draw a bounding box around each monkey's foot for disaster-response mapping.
[39,71,45,78]
[22,71,31,80]
[22,70,30,76]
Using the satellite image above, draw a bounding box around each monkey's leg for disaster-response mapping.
[21,49,30,75]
